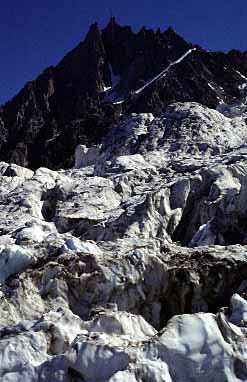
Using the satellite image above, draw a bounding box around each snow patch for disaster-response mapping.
[0,245,34,283]
[102,86,112,92]
[16,220,56,244]
[235,69,247,82]
[62,238,103,255]
[113,99,125,105]
[229,294,247,325]
[208,83,216,91]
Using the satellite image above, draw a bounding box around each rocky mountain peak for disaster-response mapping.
[0,20,247,170]
[84,22,102,44]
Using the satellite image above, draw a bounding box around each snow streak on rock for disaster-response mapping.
[133,48,197,95]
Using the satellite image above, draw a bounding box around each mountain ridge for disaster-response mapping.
[1,18,247,170]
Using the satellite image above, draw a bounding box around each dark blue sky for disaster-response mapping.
[1,0,247,105]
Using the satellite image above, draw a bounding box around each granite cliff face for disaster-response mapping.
[1,17,247,170]
[1,19,247,382]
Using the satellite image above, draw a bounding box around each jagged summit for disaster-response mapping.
[0,19,247,169]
